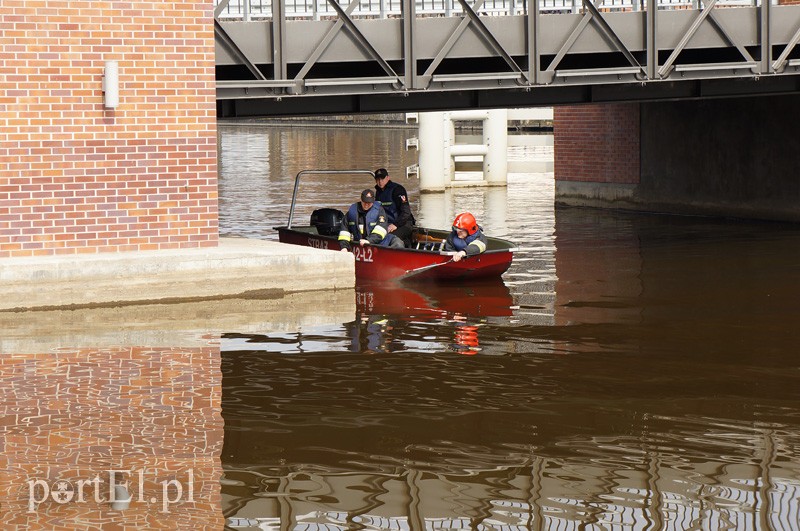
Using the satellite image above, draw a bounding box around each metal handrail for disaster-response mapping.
[215,0,767,20]
[287,169,376,228]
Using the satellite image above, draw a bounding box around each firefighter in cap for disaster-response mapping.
[443,212,488,262]
[338,189,405,251]
[373,168,415,248]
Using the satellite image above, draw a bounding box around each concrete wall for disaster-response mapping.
[554,96,800,222]
[0,1,219,257]
[636,95,800,221]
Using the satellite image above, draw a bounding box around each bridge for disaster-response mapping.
[215,0,800,116]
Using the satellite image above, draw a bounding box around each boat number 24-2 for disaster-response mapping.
[307,238,373,262]
[353,246,374,262]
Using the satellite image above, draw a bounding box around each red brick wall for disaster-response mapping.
[0,1,219,257]
[554,104,640,185]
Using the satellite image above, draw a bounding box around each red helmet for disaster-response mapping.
[453,212,478,235]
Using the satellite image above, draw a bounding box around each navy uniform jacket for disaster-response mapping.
[375,180,415,228]
[338,203,393,250]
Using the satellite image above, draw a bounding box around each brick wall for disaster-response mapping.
[553,104,640,185]
[0,1,219,257]
[0,346,223,528]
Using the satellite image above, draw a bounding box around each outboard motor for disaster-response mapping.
[310,208,345,236]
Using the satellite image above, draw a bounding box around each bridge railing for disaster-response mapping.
[215,0,761,20]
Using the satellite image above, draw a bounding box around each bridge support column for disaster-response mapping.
[554,96,800,222]
[418,112,451,192]
[417,109,508,192]
[484,109,509,185]
[554,103,640,206]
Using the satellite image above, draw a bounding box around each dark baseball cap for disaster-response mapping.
[374,168,389,180]
[360,189,375,203]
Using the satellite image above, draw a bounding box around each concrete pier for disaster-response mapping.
[554,96,800,222]
[0,238,354,311]
[416,109,510,191]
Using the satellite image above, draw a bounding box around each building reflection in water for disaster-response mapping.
[0,346,224,528]
[0,290,353,528]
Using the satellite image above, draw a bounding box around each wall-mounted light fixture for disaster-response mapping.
[102,60,119,109]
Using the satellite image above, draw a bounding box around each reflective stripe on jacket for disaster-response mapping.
[447,228,488,256]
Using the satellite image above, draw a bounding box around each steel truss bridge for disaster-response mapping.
[214,0,800,116]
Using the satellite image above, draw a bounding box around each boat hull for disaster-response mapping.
[276,227,514,282]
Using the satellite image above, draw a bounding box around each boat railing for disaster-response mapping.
[413,241,445,252]
[287,169,376,229]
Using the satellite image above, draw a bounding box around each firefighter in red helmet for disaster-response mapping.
[443,212,488,262]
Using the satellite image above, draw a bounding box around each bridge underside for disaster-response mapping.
[215,2,800,116]
[217,73,800,116]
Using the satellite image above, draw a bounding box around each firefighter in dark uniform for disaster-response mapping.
[338,189,405,251]
[373,168,415,248]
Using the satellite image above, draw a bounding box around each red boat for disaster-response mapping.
[276,170,517,282]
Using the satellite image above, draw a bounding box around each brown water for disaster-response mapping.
[217,124,800,529]
[7,124,798,529]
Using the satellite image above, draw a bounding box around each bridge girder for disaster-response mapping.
[214,0,800,116]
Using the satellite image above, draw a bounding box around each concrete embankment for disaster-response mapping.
[0,238,354,312]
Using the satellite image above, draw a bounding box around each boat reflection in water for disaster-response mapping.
[219,280,526,528]
[220,271,800,530]
[349,279,514,356]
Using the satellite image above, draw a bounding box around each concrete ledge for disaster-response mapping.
[0,237,355,311]
[555,181,637,206]
[555,180,800,222]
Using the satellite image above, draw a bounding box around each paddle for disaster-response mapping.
[400,258,455,280]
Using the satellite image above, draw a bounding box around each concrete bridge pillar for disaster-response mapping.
[418,112,452,192]
[554,96,800,222]
[483,109,509,185]
[416,109,509,192]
